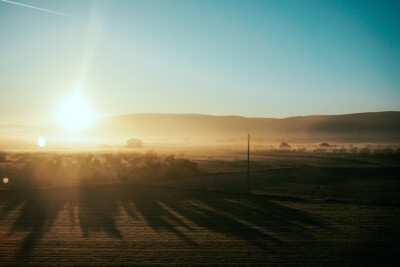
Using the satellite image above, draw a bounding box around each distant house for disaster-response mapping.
[125,138,143,148]
[279,142,291,150]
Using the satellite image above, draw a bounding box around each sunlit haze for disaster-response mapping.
[1,1,400,265]
[0,0,399,126]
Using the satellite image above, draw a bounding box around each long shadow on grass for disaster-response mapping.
[72,184,327,248]
[0,183,326,260]
[116,185,327,249]
[76,184,122,238]
[0,188,68,259]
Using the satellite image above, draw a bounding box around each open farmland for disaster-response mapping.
[1,0,399,264]
[0,151,400,265]
[0,184,400,265]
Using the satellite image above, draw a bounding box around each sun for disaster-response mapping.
[58,91,96,131]
[37,136,46,147]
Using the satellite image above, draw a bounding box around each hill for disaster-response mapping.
[0,111,399,145]
[95,111,400,142]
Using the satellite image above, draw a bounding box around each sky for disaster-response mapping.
[0,0,399,125]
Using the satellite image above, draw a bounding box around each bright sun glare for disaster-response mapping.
[37,136,46,147]
[58,91,96,131]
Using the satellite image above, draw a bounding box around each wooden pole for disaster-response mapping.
[247,134,250,194]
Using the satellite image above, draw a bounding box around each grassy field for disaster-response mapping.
[0,184,399,265]
[1,151,400,265]
[160,166,400,203]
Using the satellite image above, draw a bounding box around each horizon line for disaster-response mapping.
[1,110,399,128]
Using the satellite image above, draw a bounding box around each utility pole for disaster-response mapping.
[247,134,250,194]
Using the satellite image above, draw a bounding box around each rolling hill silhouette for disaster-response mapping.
[0,111,399,145]
[95,111,400,142]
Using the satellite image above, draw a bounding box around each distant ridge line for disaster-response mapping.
[106,111,400,121]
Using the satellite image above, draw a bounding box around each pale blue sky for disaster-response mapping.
[0,0,399,125]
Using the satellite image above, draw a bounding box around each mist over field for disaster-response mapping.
[1,111,400,149]
[1,0,400,265]
[1,112,400,265]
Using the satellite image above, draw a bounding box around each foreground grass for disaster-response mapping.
[159,166,400,204]
[0,184,399,265]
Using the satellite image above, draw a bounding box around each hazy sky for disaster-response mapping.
[0,0,399,125]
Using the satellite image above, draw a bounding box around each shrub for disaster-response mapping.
[0,152,5,162]
[359,147,371,156]
[319,143,331,148]
[383,148,394,156]
[297,147,307,152]
[164,158,199,179]
[374,148,394,156]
